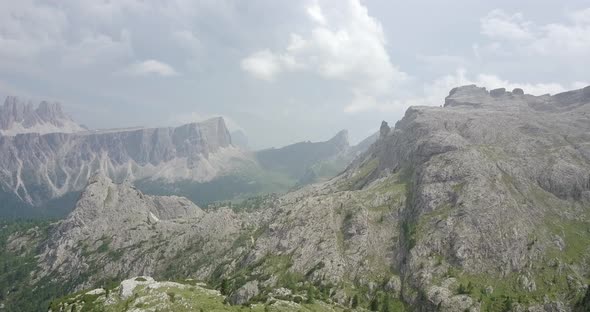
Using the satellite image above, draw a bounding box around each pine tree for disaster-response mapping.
[220,279,229,295]
[306,287,315,304]
[370,296,380,311]
[351,294,359,308]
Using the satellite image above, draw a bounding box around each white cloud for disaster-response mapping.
[0,1,67,60]
[121,60,179,77]
[480,8,590,56]
[241,0,407,94]
[240,50,284,81]
[62,30,133,68]
[306,3,327,25]
[480,9,534,41]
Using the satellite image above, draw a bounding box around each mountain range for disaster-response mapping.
[0,97,374,217]
[2,85,589,311]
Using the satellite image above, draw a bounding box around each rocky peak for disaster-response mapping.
[379,121,390,139]
[0,95,85,136]
[512,88,525,95]
[444,85,490,107]
[187,117,232,149]
[327,129,349,149]
[55,170,204,242]
[36,101,67,122]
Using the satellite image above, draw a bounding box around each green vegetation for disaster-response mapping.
[50,279,355,312]
[0,219,72,311]
[0,189,81,219]
[340,157,379,190]
[434,257,587,311]
[135,166,295,208]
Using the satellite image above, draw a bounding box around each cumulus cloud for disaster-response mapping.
[62,30,133,68]
[480,10,534,41]
[241,0,407,94]
[240,50,286,81]
[480,8,590,56]
[0,1,67,60]
[121,60,179,77]
[306,3,327,25]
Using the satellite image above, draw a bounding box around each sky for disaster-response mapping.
[0,0,589,149]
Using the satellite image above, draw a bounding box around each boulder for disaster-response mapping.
[512,88,525,95]
[229,280,259,305]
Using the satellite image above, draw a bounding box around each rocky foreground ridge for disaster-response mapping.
[4,85,590,311]
[49,276,351,311]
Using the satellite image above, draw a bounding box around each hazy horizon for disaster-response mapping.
[1,0,588,149]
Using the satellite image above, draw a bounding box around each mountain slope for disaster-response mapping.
[256,130,350,181]
[255,129,377,186]
[4,85,590,311]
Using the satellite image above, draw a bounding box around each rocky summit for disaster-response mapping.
[2,85,590,312]
[0,96,86,136]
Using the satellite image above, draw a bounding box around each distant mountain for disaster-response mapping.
[0,115,252,217]
[0,96,375,217]
[0,96,86,136]
[135,129,376,207]
[289,130,379,186]
[256,130,350,181]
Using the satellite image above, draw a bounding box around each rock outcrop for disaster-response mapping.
[35,172,246,290]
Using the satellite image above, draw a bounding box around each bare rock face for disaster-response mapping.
[15,85,590,311]
[355,84,590,309]
[36,172,246,290]
[0,115,250,211]
[0,96,86,136]
[228,280,259,305]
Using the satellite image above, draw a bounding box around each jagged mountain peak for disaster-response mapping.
[0,95,85,136]
[327,129,349,148]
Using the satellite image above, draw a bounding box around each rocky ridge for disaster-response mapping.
[257,129,378,185]
[5,85,590,311]
[49,276,351,311]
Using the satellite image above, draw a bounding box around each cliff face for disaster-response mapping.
[7,85,590,311]
[346,85,590,309]
[0,116,249,210]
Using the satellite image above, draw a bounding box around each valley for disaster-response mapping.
[1,85,589,311]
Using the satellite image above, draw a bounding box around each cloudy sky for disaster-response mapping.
[0,0,588,148]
